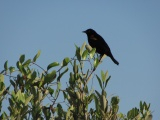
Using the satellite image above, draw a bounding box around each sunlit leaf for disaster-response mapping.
[16,61,23,71]
[33,50,41,62]
[25,95,33,106]
[102,95,106,111]
[85,44,92,52]
[62,57,70,66]
[104,71,108,81]
[57,81,61,90]
[23,59,31,67]
[47,62,59,71]
[80,42,86,55]
[82,50,88,60]
[101,70,105,82]
[54,89,59,98]
[76,91,80,99]
[73,60,78,73]
[90,48,96,58]
[93,58,99,68]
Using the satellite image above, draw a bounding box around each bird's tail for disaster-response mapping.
[109,53,119,65]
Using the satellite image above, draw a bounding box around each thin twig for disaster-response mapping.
[0,73,17,79]
[32,62,47,74]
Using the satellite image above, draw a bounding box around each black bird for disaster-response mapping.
[83,29,119,65]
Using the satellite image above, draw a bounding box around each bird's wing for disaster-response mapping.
[95,34,111,54]
[96,34,110,48]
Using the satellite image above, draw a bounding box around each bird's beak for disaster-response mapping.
[82,30,86,33]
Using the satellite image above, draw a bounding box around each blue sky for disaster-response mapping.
[1,1,160,119]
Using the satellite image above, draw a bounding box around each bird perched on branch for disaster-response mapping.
[83,29,119,65]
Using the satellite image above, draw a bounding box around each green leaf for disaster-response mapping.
[102,95,106,111]
[25,95,33,106]
[10,80,15,88]
[147,103,150,110]
[16,90,25,103]
[111,96,120,105]
[104,71,108,81]
[21,106,28,118]
[94,93,99,110]
[75,47,81,61]
[101,70,105,82]
[17,61,26,75]
[105,76,111,88]
[31,71,37,80]
[62,57,70,66]
[57,67,68,81]
[84,85,88,94]
[33,50,41,62]
[82,50,88,60]
[90,48,96,58]
[63,91,67,100]
[144,101,147,110]
[23,59,31,67]
[93,58,99,68]
[16,61,23,71]
[47,62,59,71]
[44,70,56,84]
[140,101,143,113]
[96,75,102,89]
[19,54,25,63]
[95,90,101,99]
[48,87,54,96]
[57,103,63,116]
[73,60,78,73]
[102,89,107,97]
[101,71,109,84]
[9,67,15,73]
[88,93,94,103]
[74,44,79,50]
[4,60,8,71]
[80,42,86,55]
[57,81,61,90]
[0,76,5,92]
[54,89,59,98]
[85,44,92,52]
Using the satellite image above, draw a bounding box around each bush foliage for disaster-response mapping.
[0,43,152,120]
